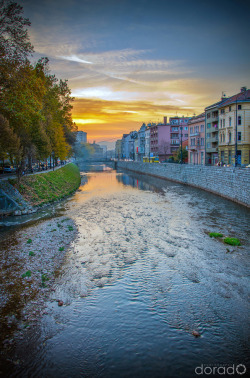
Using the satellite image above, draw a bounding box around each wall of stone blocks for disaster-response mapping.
[117,161,250,208]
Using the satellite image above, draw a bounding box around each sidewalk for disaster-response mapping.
[0,162,71,181]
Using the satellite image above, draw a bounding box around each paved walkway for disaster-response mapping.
[0,162,71,181]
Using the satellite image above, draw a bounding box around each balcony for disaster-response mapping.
[189,144,201,151]
[190,132,200,137]
[208,136,218,143]
[206,147,218,153]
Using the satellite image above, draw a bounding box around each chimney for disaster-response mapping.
[241,86,247,93]
[163,116,167,125]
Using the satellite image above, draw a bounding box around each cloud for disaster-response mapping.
[72,97,197,142]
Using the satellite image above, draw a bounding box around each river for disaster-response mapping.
[0,165,249,377]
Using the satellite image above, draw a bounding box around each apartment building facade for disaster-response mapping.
[169,117,190,155]
[218,87,250,166]
[188,113,205,165]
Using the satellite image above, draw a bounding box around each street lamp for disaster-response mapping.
[180,126,183,164]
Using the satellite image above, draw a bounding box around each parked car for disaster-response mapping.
[3,166,13,173]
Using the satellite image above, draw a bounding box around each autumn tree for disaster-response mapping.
[0,1,77,180]
[0,114,21,166]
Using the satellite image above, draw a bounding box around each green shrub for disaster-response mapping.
[59,247,64,252]
[29,251,35,256]
[27,239,32,244]
[209,232,223,238]
[22,270,32,278]
[224,237,241,246]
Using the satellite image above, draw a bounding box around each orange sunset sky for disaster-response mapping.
[20,0,250,147]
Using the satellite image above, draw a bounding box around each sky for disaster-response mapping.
[19,0,250,147]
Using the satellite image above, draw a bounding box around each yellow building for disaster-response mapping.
[218,87,250,166]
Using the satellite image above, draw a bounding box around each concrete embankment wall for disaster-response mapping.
[117,161,250,208]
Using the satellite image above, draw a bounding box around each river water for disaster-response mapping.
[1,165,250,377]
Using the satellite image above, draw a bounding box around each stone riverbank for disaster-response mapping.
[117,161,250,207]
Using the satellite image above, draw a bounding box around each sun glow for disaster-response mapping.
[73,118,107,125]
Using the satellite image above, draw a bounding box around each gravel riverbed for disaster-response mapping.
[0,216,78,365]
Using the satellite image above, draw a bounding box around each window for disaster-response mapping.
[207,133,211,138]
[223,133,225,142]
[229,106,231,111]
[229,117,231,127]
[238,116,241,125]
[185,134,188,138]
[220,119,222,128]
[238,104,241,110]
[223,119,225,127]
[207,123,211,129]
[238,132,241,141]
[190,127,193,134]
[221,109,225,114]
[197,138,200,146]
[220,133,222,142]
[201,138,204,146]
[207,142,211,148]
[229,132,231,143]
[184,127,188,131]
[207,113,211,119]
[200,125,204,132]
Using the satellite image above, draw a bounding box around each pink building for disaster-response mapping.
[188,113,205,165]
[149,119,171,161]
[169,117,190,155]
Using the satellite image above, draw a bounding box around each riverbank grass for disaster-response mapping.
[209,232,223,238]
[9,163,81,207]
[224,237,241,246]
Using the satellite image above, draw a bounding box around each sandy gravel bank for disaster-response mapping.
[0,215,78,365]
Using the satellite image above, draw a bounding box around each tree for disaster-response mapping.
[0,0,33,62]
[159,141,170,160]
[0,3,77,181]
[0,113,21,166]
[175,146,188,163]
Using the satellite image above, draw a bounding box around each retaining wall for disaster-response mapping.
[117,161,250,208]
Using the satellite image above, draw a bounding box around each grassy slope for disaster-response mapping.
[10,163,81,207]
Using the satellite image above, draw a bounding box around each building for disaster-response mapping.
[121,132,138,160]
[148,117,172,161]
[169,116,190,156]
[218,87,250,166]
[144,127,150,158]
[75,131,87,143]
[115,139,122,159]
[121,134,129,159]
[137,123,146,161]
[205,96,229,165]
[188,113,205,165]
